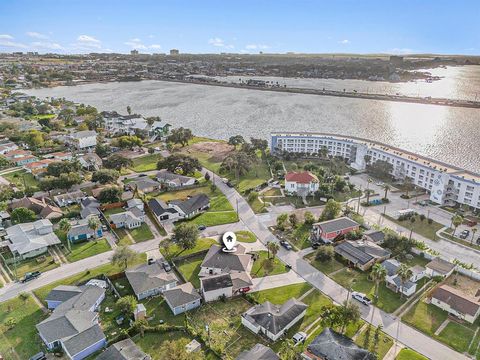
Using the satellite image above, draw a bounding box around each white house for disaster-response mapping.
[242,298,308,342]
[68,130,97,150]
[381,259,425,297]
[284,171,319,196]
[109,209,145,230]
[125,261,178,300]
[163,282,202,315]
[200,273,233,302]
[431,284,480,324]
[425,257,456,278]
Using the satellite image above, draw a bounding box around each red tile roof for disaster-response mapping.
[285,171,318,184]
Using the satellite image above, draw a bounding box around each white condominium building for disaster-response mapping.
[271,132,480,210]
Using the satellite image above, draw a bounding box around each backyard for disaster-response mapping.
[161,237,217,259]
[129,223,155,242]
[4,252,59,279]
[176,255,203,288]
[384,214,444,241]
[354,325,394,359]
[2,169,39,191]
[0,295,47,359]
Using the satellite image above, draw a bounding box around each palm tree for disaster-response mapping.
[471,228,477,245]
[58,218,72,251]
[269,242,280,260]
[396,264,413,299]
[126,105,132,115]
[88,217,101,239]
[382,184,391,200]
[403,177,413,198]
[371,263,387,300]
[451,214,463,237]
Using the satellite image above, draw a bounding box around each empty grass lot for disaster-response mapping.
[65,239,111,262]
[130,153,163,172]
[250,251,289,278]
[402,297,448,336]
[384,214,444,241]
[249,283,312,304]
[235,230,257,243]
[0,296,46,359]
[13,253,59,279]
[161,237,217,258]
[354,325,394,359]
[306,253,346,275]
[2,169,39,191]
[129,223,154,242]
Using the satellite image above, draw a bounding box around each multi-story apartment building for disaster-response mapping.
[271,132,480,211]
[102,111,171,138]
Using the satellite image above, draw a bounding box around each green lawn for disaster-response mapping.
[0,296,46,359]
[299,290,332,330]
[354,325,394,359]
[384,214,444,241]
[250,251,289,278]
[13,253,59,279]
[402,297,448,335]
[332,268,406,313]
[263,188,282,196]
[2,169,39,191]
[162,237,217,258]
[437,321,477,353]
[396,349,428,360]
[307,253,345,275]
[249,283,312,304]
[129,223,154,242]
[142,297,185,326]
[235,230,257,243]
[65,239,111,262]
[248,195,268,214]
[104,207,126,217]
[130,153,163,172]
[115,228,133,246]
[289,223,314,250]
[189,211,239,227]
[176,255,203,288]
[34,253,147,303]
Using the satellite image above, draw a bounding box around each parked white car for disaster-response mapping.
[351,291,372,306]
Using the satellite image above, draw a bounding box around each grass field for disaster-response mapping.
[13,253,59,279]
[250,283,312,304]
[130,153,163,172]
[307,253,345,275]
[2,169,39,191]
[402,297,448,336]
[65,239,111,262]
[189,211,239,227]
[129,223,154,242]
[396,349,428,360]
[176,255,203,288]
[384,214,444,241]
[250,251,289,278]
[0,296,46,359]
[235,230,257,243]
[161,237,217,258]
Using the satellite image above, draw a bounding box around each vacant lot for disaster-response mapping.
[3,169,39,191]
[250,251,289,278]
[354,325,394,359]
[130,153,163,172]
[161,237,216,259]
[129,223,155,242]
[65,239,111,262]
[0,296,46,359]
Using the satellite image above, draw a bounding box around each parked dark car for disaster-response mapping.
[280,240,293,250]
[148,258,155,265]
[162,261,172,272]
[21,271,41,283]
[198,224,207,231]
[459,230,470,239]
[29,352,46,360]
[226,181,235,188]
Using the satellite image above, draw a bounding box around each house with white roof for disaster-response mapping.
[5,219,61,259]
[68,130,97,150]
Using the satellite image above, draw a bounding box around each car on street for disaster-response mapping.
[198,224,207,231]
[21,271,41,283]
[459,230,470,239]
[148,258,155,265]
[162,261,172,272]
[375,181,384,186]
[280,240,293,250]
[226,181,235,188]
[292,331,307,344]
[351,291,372,306]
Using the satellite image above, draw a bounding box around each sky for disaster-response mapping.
[0,0,478,55]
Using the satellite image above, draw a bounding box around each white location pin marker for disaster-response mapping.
[222,231,237,251]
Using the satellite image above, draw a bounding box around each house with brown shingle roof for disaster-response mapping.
[431,284,480,324]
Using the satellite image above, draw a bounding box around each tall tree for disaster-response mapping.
[104,154,133,171]
[167,127,193,147]
[115,295,137,316]
[157,154,201,175]
[173,223,199,251]
[10,207,36,224]
[126,105,132,115]
[319,199,342,221]
[370,263,387,300]
[451,214,463,237]
[88,217,101,239]
[278,339,297,360]
[228,135,245,146]
[111,246,136,270]
[396,264,413,299]
[58,218,72,251]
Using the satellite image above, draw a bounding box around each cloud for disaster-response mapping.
[76,35,101,48]
[124,38,162,52]
[0,39,27,48]
[339,39,350,44]
[26,31,49,39]
[208,37,234,49]
[0,34,14,39]
[149,44,162,50]
[388,48,413,54]
[245,44,270,50]
[31,41,64,50]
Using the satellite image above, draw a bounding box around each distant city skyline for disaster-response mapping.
[0,0,478,55]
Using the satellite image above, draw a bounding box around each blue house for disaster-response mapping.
[163,282,202,315]
[67,220,103,243]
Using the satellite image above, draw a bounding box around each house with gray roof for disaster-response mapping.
[36,285,106,360]
[45,285,83,310]
[334,240,391,271]
[312,217,360,243]
[363,230,386,244]
[242,298,308,341]
[5,219,61,260]
[109,209,145,230]
[156,169,196,188]
[199,244,252,277]
[303,328,375,360]
[128,177,161,193]
[96,338,151,360]
[54,190,85,207]
[148,194,210,223]
[236,343,279,360]
[68,130,97,150]
[200,273,234,302]
[425,257,456,278]
[125,261,178,300]
[67,219,103,243]
[381,259,425,297]
[163,282,202,315]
